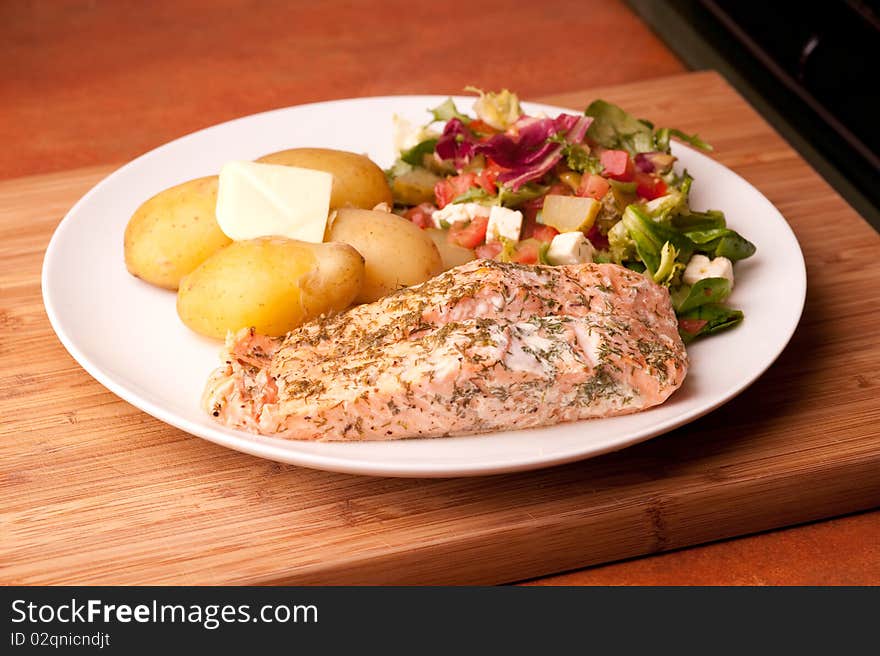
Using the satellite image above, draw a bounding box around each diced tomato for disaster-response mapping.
[586,224,609,250]
[474,168,498,194]
[528,224,559,243]
[403,202,437,229]
[484,158,509,183]
[521,208,560,241]
[475,241,503,260]
[448,215,489,249]
[599,150,634,182]
[485,158,506,175]
[434,180,455,210]
[634,171,668,200]
[511,239,543,264]
[434,172,477,209]
[679,318,708,335]
[577,174,610,200]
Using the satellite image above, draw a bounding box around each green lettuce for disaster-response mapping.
[585,100,654,156]
[584,99,713,156]
[671,278,732,313]
[400,138,438,166]
[685,228,756,261]
[678,304,744,343]
[620,204,694,276]
[654,127,713,153]
[429,98,470,123]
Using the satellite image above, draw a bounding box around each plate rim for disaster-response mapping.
[41,94,807,477]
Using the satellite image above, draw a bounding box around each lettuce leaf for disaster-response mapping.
[429,98,470,123]
[465,86,522,130]
[654,127,713,153]
[671,277,732,313]
[621,204,694,275]
[400,138,438,166]
[585,99,713,156]
[678,304,744,343]
[585,100,654,155]
[685,227,756,261]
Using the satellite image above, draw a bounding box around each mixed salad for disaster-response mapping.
[386,88,756,343]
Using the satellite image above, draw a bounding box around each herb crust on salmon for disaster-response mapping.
[203,260,687,440]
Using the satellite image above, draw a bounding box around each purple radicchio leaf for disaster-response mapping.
[475,115,560,167]
[561,114,592,143]
[485,113,591,190]
[435,118,477,168]
[436,112,593,190]
[496,143,564,190]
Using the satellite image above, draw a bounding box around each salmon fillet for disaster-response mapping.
[203,260,688,440]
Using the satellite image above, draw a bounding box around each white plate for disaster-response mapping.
[42,96,806,477]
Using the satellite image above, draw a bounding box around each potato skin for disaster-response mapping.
[328,209,442,304]
[177,238,364,339]
[425,228,476,271]
[123,176,230,290]
[256,148,392,210]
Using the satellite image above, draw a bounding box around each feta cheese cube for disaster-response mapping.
[486,206,523,243]
[431,202,490,229]
[683,254,735,288]
[546,231,595,265]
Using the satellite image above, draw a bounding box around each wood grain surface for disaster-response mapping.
[0,73,880,584]
[2,71,879,585]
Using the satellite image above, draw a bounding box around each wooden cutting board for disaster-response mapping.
[2,71,879,585]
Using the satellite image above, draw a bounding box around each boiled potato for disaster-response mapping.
[177,238,364,339]
[425,228,476,271]
[391,167,440,206]
[124,176,231,290]
[255,148,392,210]
[328,209,442,303]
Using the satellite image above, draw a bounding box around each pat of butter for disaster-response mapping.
[216,161,333,242]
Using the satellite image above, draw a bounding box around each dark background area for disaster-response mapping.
[630,0,880,230]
